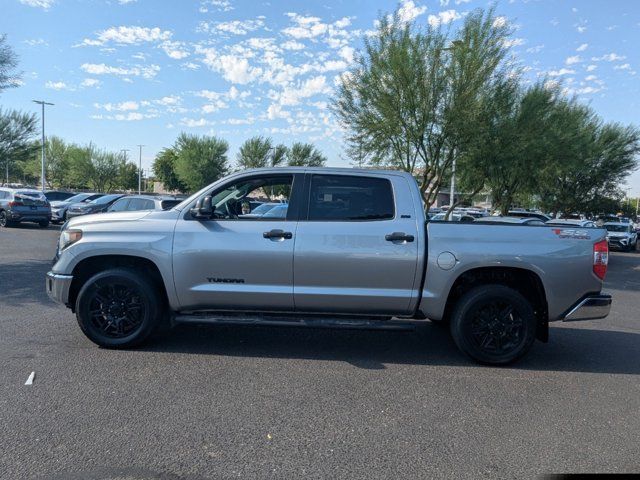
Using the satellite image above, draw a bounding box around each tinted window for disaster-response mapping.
[90,194,122,205]
[127,198,155,211]
[108,198,130,212]
[160,199,181,210]
[307,175,394,221]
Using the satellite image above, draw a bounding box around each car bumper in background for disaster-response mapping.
[46,271,73,306]
[562,294,612,321]
[8,210,51,222]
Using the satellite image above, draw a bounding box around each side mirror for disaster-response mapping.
[190,196,213,219]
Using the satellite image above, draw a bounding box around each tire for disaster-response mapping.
[0,211,14,228]
[450,285,537,365]
[38,220,50,228]
[75,268,163,348]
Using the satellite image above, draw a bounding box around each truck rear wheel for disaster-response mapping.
[450,285,537,365]
[75,268,162,348]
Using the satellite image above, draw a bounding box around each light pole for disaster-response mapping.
[136,145,145,194]
[33,100,54,191]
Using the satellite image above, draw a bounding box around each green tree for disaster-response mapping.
[536,99,640,216]
[173,133,229,192]
[44,136,70,188]
[64,144,93,189]
[118,160,140,191]
[237,136,287,170]
[0,34,20,94]
[332,7,511,209]
[0,108,38,184]
[152,147,186,192]
[286,142,327,167]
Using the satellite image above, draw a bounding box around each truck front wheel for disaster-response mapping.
[450,285,537,365]
[75,268,162,348]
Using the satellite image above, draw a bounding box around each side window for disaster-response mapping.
[127,198,150,211]
[143,199,155,210]
[0,191,6,200]
[307,175,394,221]
[109,198,129,212]
[208,175,294,220]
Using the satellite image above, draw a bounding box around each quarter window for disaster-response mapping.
[307,175,395,221]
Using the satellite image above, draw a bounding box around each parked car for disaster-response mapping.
[476,216,546,226]
[107,195,182,213]
[429,212,476,222]
[0,187,51,228]
[66,194,125,219]
[506,210,551,222]
[603,222,638,252]
[51,193,104,224]
[546,219,597,228]
[44,190,77,202]
[239,202,280,218]
[47,167,612,365]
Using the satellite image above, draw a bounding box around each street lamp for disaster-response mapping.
[136,144,145,194]
[33,100,54,191]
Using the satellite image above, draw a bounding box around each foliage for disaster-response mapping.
[286,142,327,167]
[173,133,229,192]
[237,136,287,169]
[152,147,186,192]
[332,7,511,208]
[0,108,39,184]
[0,34,20,94]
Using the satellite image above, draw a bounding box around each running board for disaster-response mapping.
[173,313,417,331]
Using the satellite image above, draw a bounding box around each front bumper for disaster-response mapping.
[46,271,73,306]
[562,294,612,321]
[607,237,630,250]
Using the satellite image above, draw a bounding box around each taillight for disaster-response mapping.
[8,200,23,207]
[593,239,608,280]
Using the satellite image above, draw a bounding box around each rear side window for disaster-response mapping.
[160,199,180,210]
[127,198,155,211]
[307,175,394,221]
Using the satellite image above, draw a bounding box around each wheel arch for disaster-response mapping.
[442,266,549,342]
[68,255,169,313]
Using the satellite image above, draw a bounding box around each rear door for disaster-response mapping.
[293,173,421,315]
[173,173,303,312]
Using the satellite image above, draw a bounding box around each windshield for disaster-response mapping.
[605,225,628,233]
[16,190,45,199]
[89,194,122,205]
[64,193,92,203]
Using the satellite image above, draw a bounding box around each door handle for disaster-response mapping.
[263,229,293,239]
[385,232,415,243]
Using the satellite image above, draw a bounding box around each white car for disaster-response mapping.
[604,222,638,252]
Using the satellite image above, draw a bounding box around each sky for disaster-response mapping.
[2,0,640,195]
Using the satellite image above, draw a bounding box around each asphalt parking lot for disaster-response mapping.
[1,224,639,479]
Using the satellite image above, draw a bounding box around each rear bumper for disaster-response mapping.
[9,210,51,222]
[46,271,73,306]
[562,294,612,321]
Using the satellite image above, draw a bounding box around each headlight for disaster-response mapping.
[58,229,82,251]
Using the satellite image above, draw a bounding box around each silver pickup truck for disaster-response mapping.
[46,168,612,364]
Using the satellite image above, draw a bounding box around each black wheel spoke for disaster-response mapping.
[87,281,146,339]
[467,299,525,356]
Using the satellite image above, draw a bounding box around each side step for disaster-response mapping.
[173,312,418,331]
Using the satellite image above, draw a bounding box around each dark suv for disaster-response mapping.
[66,193,125,219]
[0,188,52,228]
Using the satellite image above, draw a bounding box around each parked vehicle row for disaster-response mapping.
[0,187,51,228]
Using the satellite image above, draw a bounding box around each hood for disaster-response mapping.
[66,210,152,228]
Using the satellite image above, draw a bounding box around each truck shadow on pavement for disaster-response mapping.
[145,322,640,375]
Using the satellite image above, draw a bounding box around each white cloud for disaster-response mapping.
[23,38,48,46]
[576,43,588,52]
[156,95,181,106]
[572,86,602,95]
[199,0,233,12]
[81,78,100,87]
[198,49,263,84]
[81,63,160,79]
[160,41,189,59]
[526,44,544,54]
[201,18,265,35]
[565,55,581,65]
[267,103,290,120]
[397,0,427,23]
[180,118,213,127]
[548,68,575,76]
[585,75,598,81]
[278,75,329,106]
[586,64,597,71]
[493,16,507,28]
[45,81,69,90]
[19,0,54,10]
[118,0,137,3]
[281,40,305,51]
[81,26,172,46]
[94,101,139,111]
[503,38,525,48]
[613,63,631,70]
[428,10,461,27]
[592,53,626,62]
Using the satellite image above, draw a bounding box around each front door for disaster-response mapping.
[173,173,301,312]
[293,173,421,316]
